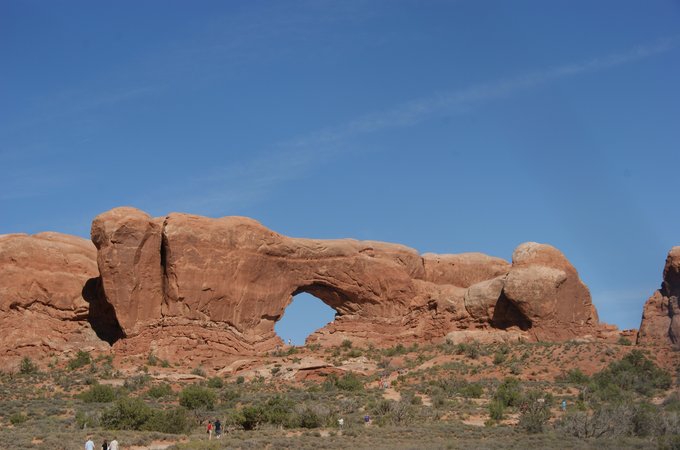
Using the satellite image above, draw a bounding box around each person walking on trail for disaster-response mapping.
[101,439,109,450]
[215,418,222,439]
[207,420,213,440]
[109,438,119,450]
[85,437,95,450]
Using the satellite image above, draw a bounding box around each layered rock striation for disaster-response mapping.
[0,232,113,367]
[90,207,600,362]
[638,247,680,348]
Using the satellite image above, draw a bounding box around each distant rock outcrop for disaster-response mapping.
[89,207,602,364]
[0,232,114,368]
[638,247,680,348]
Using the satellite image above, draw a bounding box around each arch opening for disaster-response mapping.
[275,292,337,346]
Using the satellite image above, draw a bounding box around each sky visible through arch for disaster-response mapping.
[2,1,680,332]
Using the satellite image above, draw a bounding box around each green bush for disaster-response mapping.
[592,350,671,398]
[494,377,523,407]
[143,407,190,434]
[101,397,154,430]
[191,367,206,377]
[147,383,173,399]
[9,412,28,425]
[454,342,482,359]
[19,357,38,374]
[460,382,484,398]
[179,385,216,410]
[518,390,552,433]
[488,399,505,421]
[68,350,92,370]
[558,368,590,385]
[75,410,99,429]
[100,397,189,434]
[79,384,116,403]
[124,374,150,391]
[207,376,224,389]
[324,372,364,391]
[384,344,407,357]
[297,407,322,428]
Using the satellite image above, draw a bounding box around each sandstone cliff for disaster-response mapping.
[638,247,680,348]
[0,232,113,368]
[90,207,601,363]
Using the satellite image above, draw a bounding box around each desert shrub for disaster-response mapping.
[454,342,481,359]
[558,368,590,385]
[100,397,154,430]
[75,409,99,429]
[235,376,245,384]
[493,351,507,365]
[207,377,224,389]
[9,412,28,425]
[630,402,662,437]
[124,374,150,392]
[493,377,522,407]
[384,344,407,357]
[591,350,671,399]
[237,405,264,430]
[220,388,240,406]
[518,390,552,433]
[555,402,667,439]
[147,353,158,366]
[663,392,680,412]
[19,357,38,375]
[79,384,116,403]
[191,367,206,377]
[341,339,353,349]
[179,385,216,410]
[142,407,190,434]
[100,397,188,434]
[460,382,483,399]
[617,336,632,346]
[68,350,92,370]
[488,399,505,421]
[261,395,295,426]
[146,383,173,399]
[297,407,322,428]
[323,372,364,392]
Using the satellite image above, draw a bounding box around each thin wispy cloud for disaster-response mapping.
[168,37,679,214]
[288,37,680,148]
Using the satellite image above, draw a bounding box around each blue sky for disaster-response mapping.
[2,1,679,343]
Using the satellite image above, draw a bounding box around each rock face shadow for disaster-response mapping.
[82,277,124,345]
[491,294,532,331]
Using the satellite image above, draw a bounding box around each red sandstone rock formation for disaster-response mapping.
[0,232,112,368]
[91,207,602,364]
[638,247,680,348]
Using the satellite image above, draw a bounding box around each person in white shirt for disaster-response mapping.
[85,437,95,450]
[109,438,119,450]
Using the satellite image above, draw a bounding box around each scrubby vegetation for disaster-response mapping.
[0,341,677,449]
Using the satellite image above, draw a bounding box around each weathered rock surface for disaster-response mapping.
[89,207,603,365]
[502,242,599,340]
[0,232,112,368]
[638,247,680,348]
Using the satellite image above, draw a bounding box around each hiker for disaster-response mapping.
[338,418,344,428]
[207,420,213,440]
[561,400,567,411]
[101,439,109,450]
[364,414,371,426]
[109,438,119,450]
[215,418,222,439]
[85,437,95,450]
